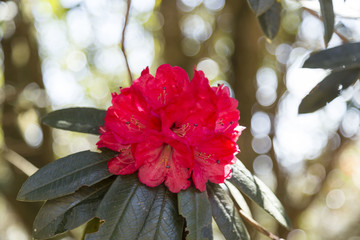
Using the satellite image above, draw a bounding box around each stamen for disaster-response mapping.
[194,123,198,127]
[216,160,220,164]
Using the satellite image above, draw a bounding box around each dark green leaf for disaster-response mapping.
[247,0,275,16]
[42,108,106,135]
[299,68,360,113]
[319,0,334,46]
[17,150,116,201]
[178,187,213,240]
[303,42,360,70]
[33,178,113,239]
[229,160,291,229]
[207,183,250,240]
[85,175,184,240]
[257,1,281,39]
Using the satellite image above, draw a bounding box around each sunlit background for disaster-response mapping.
[1,0,360,239]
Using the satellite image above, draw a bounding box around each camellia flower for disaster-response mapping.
[97,64,244,193]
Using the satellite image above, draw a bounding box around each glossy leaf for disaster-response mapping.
[247,0,275,16]
[303,42,360,70]
[257,1,281,39]
[207,183,250,240]
[299,68,360,113]
[85,175,184,240]
[17,150,116,201]
[319,0,334,46]
[42,107,106,135]
[33,179,113,239]
[178,187,213,240]
[229,159,291,229]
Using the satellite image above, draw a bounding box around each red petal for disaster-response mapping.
[102,87,160,145]
[107,146,137,175]
[133,64,190,110]
[96,130,129,152]
[191,134,238,191]
[135,136,192,192]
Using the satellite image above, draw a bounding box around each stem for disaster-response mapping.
[238,209,285,240]
[121,0,133,83]
[3,148,38,176]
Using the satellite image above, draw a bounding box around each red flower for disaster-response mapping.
[97,64,243,192]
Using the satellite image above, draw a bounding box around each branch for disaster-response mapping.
[121,0,133,83]
[238,209,285,240]
[3,148,38,176]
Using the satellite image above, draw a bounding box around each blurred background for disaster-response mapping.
[1,0,360,239]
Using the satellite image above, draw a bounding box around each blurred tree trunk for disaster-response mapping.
[160,0,194,73]
[1,0,54,232]
[229,0,261,169]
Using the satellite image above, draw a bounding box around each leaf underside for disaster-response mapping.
[257,1,281,39]
[178,187,213,240]
[303,42,360,70]
[207,183,250,240]
[17,149,117,201]
[85,175,184,240]
[299,68,360,114]
[33,178,114,239]
[42,107,106,135]
[229,159,291,229]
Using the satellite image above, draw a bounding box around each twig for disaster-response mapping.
[3,148,38,176]
[121,0,133,83]
[225,182,285,240]
[303,7,349,44]
[238,209,285,240]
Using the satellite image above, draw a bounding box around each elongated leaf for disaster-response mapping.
[207,183,250,240]
[178,187,213,240]
[85,175,184,240]
[33,178,113,239]
[257,1,281,39]
[229,160,291,229]
[247,0,275,16]
[17,150,116,201]
[299,68,360,113]
[42,108,106,135]
[225,181,252,217]
[303,42,360,70]
[319,0,334,46]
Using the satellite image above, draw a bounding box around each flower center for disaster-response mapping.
[171,122,190,137]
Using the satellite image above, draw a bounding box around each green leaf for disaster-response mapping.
[247,0,275,16]
[319,0,334,46]
[33,178,113,239]
[257,1,281,39]
[303,42,360,70]
[229,160,291,229]
[42,108,106,135]
[85,175,184,240]
[299,68,360,114]
[17,150,116,201]
[225,181,252,217]
[178,187,213,240]
[207,183,250,240]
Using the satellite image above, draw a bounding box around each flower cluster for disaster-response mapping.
[97,64,243,192]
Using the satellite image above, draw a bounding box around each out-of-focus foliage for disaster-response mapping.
[1,0,360,239]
